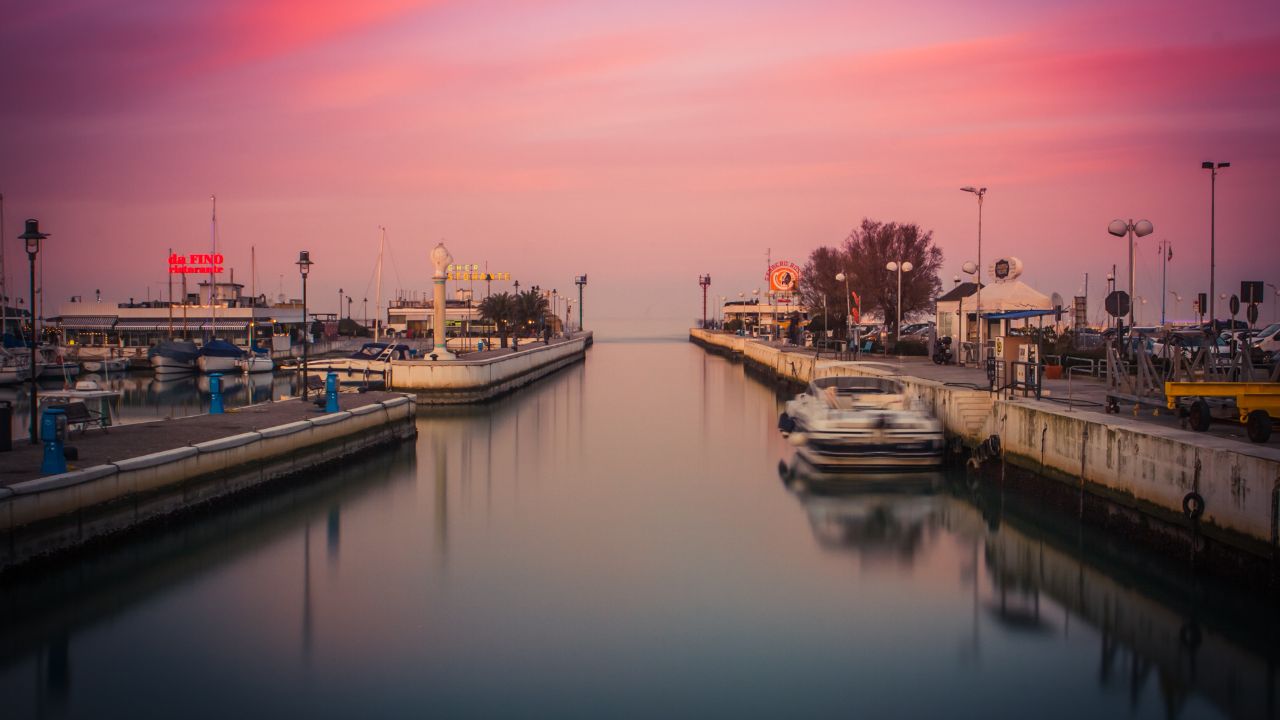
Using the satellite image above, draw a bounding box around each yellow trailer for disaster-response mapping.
[1164,381,1280,443]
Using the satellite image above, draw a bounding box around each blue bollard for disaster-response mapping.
[41,407,67,475]
[325,372,339,413]
[210,373,224,414]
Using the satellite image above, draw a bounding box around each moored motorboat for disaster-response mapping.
[237,354,274,373]
[305,342,415,385]
[150,340,200,375]
[37,347,80,381]
[197,339,244,374]
[0,348,31,385]
[778,376,944,470]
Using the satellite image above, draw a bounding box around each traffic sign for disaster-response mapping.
[1105,290,1130,318]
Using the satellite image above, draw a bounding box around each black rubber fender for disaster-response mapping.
[777,413,796,433]
[1182,491,1206,520]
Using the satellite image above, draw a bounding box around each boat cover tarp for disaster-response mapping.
[199,339,244,358]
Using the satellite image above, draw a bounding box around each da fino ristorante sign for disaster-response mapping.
[168,253,225,274]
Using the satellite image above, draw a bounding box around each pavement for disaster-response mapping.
[0,391,407,486]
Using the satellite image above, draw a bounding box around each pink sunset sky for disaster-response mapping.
[1,0,1278,334]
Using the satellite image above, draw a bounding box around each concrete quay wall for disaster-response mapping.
[389,332,591,404]
[690,329,1280,557]
[0,396,417,569]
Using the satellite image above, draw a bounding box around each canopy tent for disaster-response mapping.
[972,279,1051,312]
[983,309,1058,320]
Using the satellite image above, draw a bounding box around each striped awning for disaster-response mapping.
[200,321,249,331]
[115,320,171,331]
[56,316,117,330]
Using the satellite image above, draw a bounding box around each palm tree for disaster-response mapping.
[514,290,550,336]
[478,292,516,347]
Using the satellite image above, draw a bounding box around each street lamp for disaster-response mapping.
[19,219,48,444]
[338,287,344,323]
[1202,161,1229,325]
[886,260,914,343]
[698,274,712,329]
[1169,291,1182,320]
[297,250,313,400]
[575,274,587,333]
[835,271,852,343]
[960,186,987,353]
[1107,218,1154,330]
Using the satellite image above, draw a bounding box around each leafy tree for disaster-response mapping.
[478,292,516,347]
[799,219,943,339]
[513,290,550,335]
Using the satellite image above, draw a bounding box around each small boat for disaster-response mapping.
[41,379,123,428]
[237,354,274,373]
[0,348,31,385]
[778,376,944,470]
[82,356,131,374]
[151,340,200,375]
[37,347,80,381]
[197,339,244,374]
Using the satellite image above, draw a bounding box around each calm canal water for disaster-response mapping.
[1,340,1276,719]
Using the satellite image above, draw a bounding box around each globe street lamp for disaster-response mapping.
[1107,218,1154,330]
[835,272,851,343]
[886,260,914,343]
[296,250,313,400]
[960,186,987,353]
[1202,161,1229,325]
[19,219,48,444]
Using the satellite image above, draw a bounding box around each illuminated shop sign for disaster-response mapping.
[447,263,511,282]
[169,253,225,274]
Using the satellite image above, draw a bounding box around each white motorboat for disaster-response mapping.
[237,354,274,373]
[778,376,944,470]
[41,379,123,428]
[305,342,415,385]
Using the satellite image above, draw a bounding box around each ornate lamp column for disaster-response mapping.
[431,243,456,360]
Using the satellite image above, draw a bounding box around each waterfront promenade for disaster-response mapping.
[0,391,417,569]
[691,328,1280,564]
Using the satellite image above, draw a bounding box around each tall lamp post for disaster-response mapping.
[1107,218,1154,330]
[19,219,48,444]
[338,287,344,323]
[885,260,913,343]
[297,251,313,400]
[960,186,986,353]
[698,274,711,329]
[835,272,851,341]
[575,274,587,333]
[1202,161,1229,326]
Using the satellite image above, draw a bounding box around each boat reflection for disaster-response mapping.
[779,456,945,563]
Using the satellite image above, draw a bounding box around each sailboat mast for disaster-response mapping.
[376,226,385,343]
[167,246,174,336]
[0,192,7,339]
[210,194,217,341]
[249,246,256,349]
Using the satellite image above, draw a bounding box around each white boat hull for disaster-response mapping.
[237,356,274,373]
[198,355,240,374]
[152,355,195,374]
[83,357,130,373]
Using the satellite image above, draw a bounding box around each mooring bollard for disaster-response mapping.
[41,406,67,475]
[210,373,225,415]
[326,372,339,413]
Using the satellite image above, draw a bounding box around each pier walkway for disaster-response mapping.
[1,392,407,485]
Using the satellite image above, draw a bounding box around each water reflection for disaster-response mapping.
[0,342,1276,719]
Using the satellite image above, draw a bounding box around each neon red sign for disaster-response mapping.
[168,253,225,274]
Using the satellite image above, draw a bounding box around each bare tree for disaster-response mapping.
[799,219,944,338]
